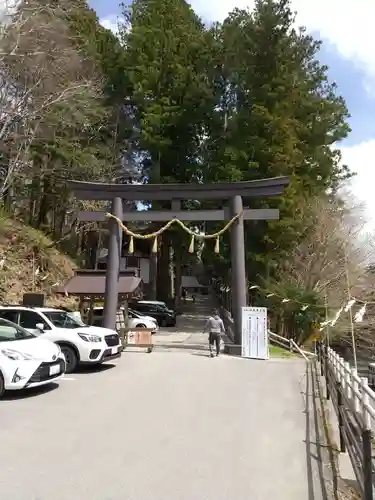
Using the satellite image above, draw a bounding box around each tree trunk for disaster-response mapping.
[174,238,182,311]
[157,231,171,301]
[149,253,158,300]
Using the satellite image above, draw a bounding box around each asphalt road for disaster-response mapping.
[0,348,328,500]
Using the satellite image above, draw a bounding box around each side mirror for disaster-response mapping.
[36,323,45,332]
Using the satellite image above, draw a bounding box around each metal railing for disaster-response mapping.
[317,343,374,499]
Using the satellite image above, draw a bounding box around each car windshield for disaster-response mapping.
[0,318,35,341]
[43,311,86,329]
[128,308,144,318]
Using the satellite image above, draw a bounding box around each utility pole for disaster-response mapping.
[324,288,330,347]
[345,245,357,370]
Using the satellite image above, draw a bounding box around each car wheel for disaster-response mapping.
[0,371,4,398]
[60,345,78,373]
[161,318,167,327]
[135,323,146,329]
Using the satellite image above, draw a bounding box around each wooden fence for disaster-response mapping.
[317,343,374,499]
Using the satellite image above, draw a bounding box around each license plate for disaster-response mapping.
[49,364,60,376]
[111,346,120,355]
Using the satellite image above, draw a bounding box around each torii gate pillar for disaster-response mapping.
[103,197,122,330]
[230,195,247,345]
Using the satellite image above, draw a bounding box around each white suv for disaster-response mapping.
[0,306,122,373]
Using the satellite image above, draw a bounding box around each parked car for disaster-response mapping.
[136,300,168,307]
[0,306,122,374]
[87,307,159,334]
[0,317,66,397]
[129,302,176,327]
[128,308,157,323]
[127,309,159,333]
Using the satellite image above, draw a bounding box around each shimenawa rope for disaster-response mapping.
[105,211,244,254]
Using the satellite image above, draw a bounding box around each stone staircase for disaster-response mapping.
[153,293,219,350]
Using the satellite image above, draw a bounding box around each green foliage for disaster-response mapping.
[200,0,351,283]
[256,280,325,343]
[120,0,216,183]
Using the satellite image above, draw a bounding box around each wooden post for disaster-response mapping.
[230,195,247,345]
[337,382,346,452]
[361,378,373,500]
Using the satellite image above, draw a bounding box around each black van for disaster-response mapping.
[129,302,176,327]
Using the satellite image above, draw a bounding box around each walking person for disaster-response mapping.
[204,309,225,357]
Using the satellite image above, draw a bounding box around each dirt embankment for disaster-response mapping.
[0,214,77,307]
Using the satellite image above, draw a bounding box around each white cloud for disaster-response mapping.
[340,139,375,229]
[100,16,121,35]
[190,0,375,93]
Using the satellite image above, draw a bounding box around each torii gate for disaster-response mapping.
[67,177,289,347]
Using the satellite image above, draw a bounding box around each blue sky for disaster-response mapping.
[93,0,375,229]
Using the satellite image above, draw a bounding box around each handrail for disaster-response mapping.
[268,331,316,359]
[317,343,374,500]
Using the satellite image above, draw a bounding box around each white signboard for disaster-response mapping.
[241,307,269,360]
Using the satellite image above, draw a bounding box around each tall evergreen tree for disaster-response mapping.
[120,0,215,184]
[201,0,351,284]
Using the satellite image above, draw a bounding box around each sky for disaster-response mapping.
[93,0,375,229]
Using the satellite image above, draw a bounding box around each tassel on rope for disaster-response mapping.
[214,236,220,254]
[128,235,134,254]
[152,235,158,253]
[188,234,195,253]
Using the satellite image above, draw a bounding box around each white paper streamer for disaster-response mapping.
[330,307,343,327]
[344,298,356,312]
[354,303,367,323]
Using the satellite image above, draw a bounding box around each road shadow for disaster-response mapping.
[75,363,117,374]
[190,352,212,358]
[1,382,59,401]
[154,343,208,352]
[304,361,334,500]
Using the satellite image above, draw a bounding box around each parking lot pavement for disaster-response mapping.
[0,351,326,500]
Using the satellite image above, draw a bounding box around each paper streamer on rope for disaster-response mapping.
[354,303,367,323]
[188,235,195,253]
[344,298,356,312]
[128,235,134,254]
[152,236,158,253]
[330,307,343,327]
[214,236,220,254]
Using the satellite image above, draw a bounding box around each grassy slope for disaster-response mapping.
[269,344,296,358]
[0,214,76,306]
